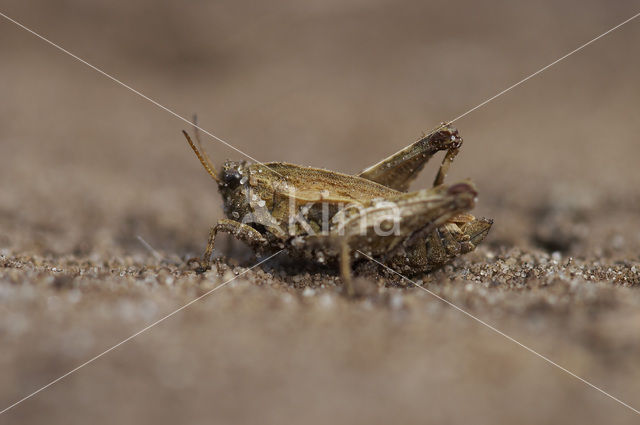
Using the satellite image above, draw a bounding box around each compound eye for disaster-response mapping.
[223,169,242,189]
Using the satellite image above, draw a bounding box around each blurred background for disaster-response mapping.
[1,1,640,424]
[2,0,639,257]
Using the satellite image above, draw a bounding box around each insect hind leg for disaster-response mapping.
[432,145,460,187]
[358,123,462,192]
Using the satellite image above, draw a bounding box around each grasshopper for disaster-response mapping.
[183,123,492,296]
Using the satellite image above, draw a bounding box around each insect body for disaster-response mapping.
[183,124,492,295]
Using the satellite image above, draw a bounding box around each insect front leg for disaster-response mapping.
[357,123,462,192]
[194,218,268,272]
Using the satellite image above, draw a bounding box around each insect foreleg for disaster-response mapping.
[197,219,268,272]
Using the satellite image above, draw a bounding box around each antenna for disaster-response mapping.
[182,130,221,184]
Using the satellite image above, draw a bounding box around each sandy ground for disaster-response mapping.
[1,1,640,424]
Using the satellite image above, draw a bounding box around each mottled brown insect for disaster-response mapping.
[183,123,492,295]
